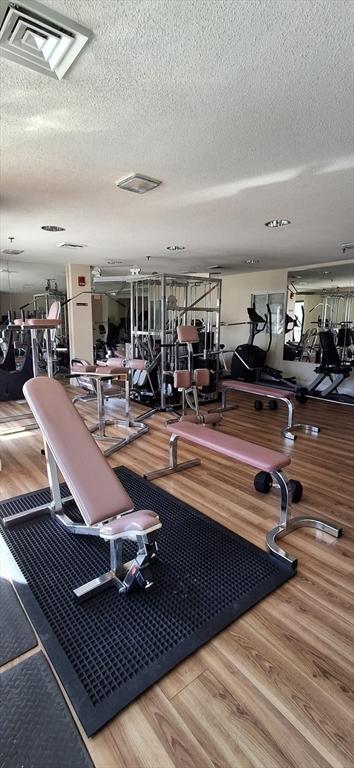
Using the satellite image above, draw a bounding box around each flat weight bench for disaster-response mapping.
[1,377,161,600]
[219,380,319,441]
[145,421,341,567]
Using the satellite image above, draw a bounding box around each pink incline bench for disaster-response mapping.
[220,380,319,441]
[2,378,161,600]
[145,420,341,567]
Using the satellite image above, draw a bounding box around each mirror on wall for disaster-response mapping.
[283,262,354,364]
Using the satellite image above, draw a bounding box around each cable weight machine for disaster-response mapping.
[94,273,222,412]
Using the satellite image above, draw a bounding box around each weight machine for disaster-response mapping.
[93,273,222,411]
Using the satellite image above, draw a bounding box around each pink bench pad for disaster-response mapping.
[222,380,294,399]
[167,421,290,472]
[23,378,134,526]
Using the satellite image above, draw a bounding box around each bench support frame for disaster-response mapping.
[1,441,159,598]
[220,387,319,441]
[267,470,342,566]
[145,434,342,567]
[145,433,201,481]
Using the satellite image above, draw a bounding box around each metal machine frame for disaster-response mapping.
[145,432,342,568]
[94,273,223,411]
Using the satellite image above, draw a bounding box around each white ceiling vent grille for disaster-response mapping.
[57,242,86,249]
[0,0,92,80]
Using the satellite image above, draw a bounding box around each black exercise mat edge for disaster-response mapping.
[0,651,94,768]
[0,467,295,736]
[0,577,37,666]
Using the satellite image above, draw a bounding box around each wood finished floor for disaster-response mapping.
[0,387,353,768]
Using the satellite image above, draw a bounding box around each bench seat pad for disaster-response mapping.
[222,380,294,399]
[100,510,160,537]
[167,421,290,472]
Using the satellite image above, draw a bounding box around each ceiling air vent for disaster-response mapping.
[0,0,92,80]
[57,242,86,249]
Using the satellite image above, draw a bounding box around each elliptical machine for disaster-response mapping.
[230,304,306,399]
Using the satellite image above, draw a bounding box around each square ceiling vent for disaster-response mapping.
[0,0,92,80]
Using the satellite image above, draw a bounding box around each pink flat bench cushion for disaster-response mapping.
[23,378,134,526]
[72,363,97,373]
[25,319,61,328]
[177,325,199,343]
[101,510,160,537]
[167,421,290,472]
[222,380,294,400]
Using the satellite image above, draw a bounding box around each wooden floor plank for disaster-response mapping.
[0,386,353,768]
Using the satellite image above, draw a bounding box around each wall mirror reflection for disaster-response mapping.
[283,262,354,403]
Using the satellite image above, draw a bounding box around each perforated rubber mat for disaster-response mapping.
[0,577,37,666]
[0,467,294,735]
[0,652,93,768]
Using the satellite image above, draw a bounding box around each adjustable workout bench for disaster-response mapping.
[2,377,161,599]
[219,380,319,441]
[145,420,341,567]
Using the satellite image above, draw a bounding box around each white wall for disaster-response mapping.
[221,267,288,370]
[65,264,94,362]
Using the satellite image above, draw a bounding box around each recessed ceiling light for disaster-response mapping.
[41,225,66,232]
[1,248,24,255]
[166,245,186,251]
[244,259,260,265]
[57,242,86,249]
[116,174,161,194]
[265,219,291,228]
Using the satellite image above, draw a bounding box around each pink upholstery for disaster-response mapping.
[222,380,294,400]
[100,510,159,537]
[23,378,134,525]
[174,370,193,389]
[177,325,199,343]
[194,368,210,387]
[105,357,146,371]
[128,358,146,371]
[25,319,61,328]
[72,363,96,373]
[13,318,23,326]
[167,421,290,471]
[99,366,127,375]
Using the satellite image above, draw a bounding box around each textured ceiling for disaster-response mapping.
[0,0,353,285]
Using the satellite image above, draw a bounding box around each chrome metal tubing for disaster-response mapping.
[267,469,342,567]
[144,433,201,480]
[266,516,342,568]
[1,494,74,529]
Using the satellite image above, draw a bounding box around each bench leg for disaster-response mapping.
[74,535,158,600]
[1,443,73,528]
[210,387,239,413]
[281,397,319,441]
[266,470,342,567]
[144,433,201,481]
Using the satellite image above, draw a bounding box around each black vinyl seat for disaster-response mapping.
[0,338,33,401]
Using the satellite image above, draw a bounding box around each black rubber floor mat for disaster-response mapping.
[0,577,37,666]
[0,467,294,736]
[0,652,93,768]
